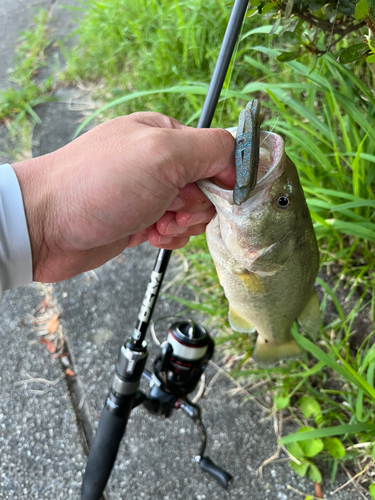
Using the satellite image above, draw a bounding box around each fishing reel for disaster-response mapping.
[134,320,233,489]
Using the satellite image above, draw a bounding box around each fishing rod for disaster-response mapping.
[81,1,249,498]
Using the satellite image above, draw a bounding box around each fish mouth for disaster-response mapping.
[198,130,285,212]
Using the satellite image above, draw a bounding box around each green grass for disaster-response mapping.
[58,0,375,494]
[0,9,54,159]
[64,0,271,125]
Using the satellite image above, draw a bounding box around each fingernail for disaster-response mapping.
[165,220,185,235]
[157,235,172,245]
[185,212,209,227]
[168,196,185,211]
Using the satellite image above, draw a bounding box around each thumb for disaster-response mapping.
[169,127,235,188]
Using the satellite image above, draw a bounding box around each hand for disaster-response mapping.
[12,112,235,283]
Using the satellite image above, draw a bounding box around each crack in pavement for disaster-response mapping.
[36,282,110,500]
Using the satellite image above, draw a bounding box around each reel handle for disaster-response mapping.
[199,456,233,489]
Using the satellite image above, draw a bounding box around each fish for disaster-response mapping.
[198,130,320,366]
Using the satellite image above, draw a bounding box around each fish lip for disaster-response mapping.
[198,131,285,206]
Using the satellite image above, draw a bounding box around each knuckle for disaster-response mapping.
[129,112,181,130]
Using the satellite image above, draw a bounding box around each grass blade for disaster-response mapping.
[279,423,375,445]
[291,330,375,401]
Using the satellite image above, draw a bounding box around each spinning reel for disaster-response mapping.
[82,317,232,500]
[140,320,232,488]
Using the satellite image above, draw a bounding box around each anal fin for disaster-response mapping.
[229,307,255,333]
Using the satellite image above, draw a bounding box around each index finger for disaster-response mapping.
[167,127,236,188]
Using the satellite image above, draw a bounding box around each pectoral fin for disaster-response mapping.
[248,236,293,276]
[297,290,320,337]
[253,335,301,367]
[238,271,265,295]
[229,308,255,333]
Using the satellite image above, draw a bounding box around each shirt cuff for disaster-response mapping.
[0,164,33,293]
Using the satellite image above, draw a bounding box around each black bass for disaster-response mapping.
[198,130,320,366]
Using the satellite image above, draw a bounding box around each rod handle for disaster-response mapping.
[199,456,233,489]
[81,406,128,500]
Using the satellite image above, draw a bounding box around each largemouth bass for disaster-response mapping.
[198,130,320,366]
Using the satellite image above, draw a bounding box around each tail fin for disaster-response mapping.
[253,335,301,367]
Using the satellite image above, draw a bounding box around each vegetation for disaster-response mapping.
[0,9,54,159]
[249,1,375,65]
[3,0,375,496]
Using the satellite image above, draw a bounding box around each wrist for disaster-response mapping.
[12,155,51,281]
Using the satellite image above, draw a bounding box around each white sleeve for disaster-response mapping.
[0,164,33,297]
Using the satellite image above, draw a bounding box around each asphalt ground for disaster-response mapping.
[0,2,364,499]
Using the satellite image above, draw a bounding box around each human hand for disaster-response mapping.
[12,112,235,283]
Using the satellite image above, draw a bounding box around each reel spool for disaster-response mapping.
[153,320,214,396]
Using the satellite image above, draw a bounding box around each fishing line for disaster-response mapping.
[150,314,187,346]
[325,0,339,59]
[313,0,339,109]
[260,113,280,145]
[216,7,246,127]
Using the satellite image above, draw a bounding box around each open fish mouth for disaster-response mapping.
[198,130,285,212]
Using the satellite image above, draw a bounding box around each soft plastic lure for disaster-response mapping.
[233,100,261,205]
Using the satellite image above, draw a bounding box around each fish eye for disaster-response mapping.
[276,194,292,210]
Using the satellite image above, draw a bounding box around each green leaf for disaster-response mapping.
[275,395,290,410]
[295,428,324,458]
[337,0,356,15]
[369,483,375,499]
[299,436,324,458]
[323,438,346,458]
[269,15,281,36]
[277,51,301,62]
[241,25,281,41]
[262,2,277,15]
[279,30,298,43]
[290,459,309,477]
[279,423,375,445]
[368,38,375,52]
[246,7,258,16]
[355,0,369,19]
[339,43,368,64]
[284,0,294,17]
[367,54,375,63]
[298,396,321,419]
[308,463,322,483]
[287,441,305,459]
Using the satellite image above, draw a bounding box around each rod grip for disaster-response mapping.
[81,407,128,500]
[199,456,233,489]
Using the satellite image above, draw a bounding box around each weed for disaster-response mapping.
[0,9,54,159]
